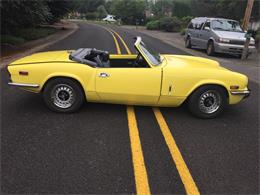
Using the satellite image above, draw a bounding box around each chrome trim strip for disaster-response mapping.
[230,90,250,95]
[8,82,39,88]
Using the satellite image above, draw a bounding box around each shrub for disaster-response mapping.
[14,27,56,41]
[85,12,98,20]
[145,16,161,25]
[181,16,193,28]
[159,17,182,32]
[1,35,25,45]
[180,28,187,36]
[146,20,160,30]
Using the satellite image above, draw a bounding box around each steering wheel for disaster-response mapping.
[133,53,143,67]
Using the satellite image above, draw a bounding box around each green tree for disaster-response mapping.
[1,0,52,34]
[73,0,105,13]
[97,5,108,19]
[152,0,173,17]
[46,0,74,23]
[190,0,259,21]
[111,0,146,25]
[172,1,191,18]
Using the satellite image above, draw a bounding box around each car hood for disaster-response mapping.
[213,30,247,40]
[162,55,227,70]
[10,51,72,65]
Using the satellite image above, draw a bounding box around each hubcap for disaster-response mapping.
[199,90,221,114]
[51,84,75,109]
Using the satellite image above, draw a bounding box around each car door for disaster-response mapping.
[190,25,199,46]
[195,22,206,48]
[199,20,211,49]
[95,67,161,105]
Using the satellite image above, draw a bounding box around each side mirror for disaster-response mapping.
[204,26,210,31]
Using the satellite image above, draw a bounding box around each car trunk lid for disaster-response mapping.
[9,51,73,65]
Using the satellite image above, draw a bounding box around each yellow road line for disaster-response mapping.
[127,106,151,195]
[153,108,200,195]
[109,30,121,54]
[105,26,151,195]
[100,26,121,54]
[110,29,132,55]
[107,25,199,194]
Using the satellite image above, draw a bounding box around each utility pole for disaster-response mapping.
[241,0,254,60]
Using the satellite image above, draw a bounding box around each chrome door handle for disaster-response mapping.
[99,72,110,78]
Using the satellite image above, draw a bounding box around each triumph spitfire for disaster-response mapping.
[7,37,250,118]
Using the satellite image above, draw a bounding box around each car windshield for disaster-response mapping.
[139,41,161,66]
[212,19,243,32]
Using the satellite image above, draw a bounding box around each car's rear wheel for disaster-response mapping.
[43,78,84,113]
[185,36,192,48]
[188,85,228,119]
[207,41,215,56]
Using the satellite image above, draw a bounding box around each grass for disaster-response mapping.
[1,27,57,45]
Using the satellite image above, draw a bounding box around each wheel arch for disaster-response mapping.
[186,81,229,102]
[41,74,87,100]
[186,33,191,40]
[208,38,215,44]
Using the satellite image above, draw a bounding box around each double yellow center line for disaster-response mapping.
[101,25,199,195]
[105,27,151,195]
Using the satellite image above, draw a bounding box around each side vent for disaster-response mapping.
[19,71,29,76]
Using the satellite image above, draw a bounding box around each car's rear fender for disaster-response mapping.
[41,73,99,101]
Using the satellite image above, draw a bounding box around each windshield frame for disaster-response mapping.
[211,19,244,32]
[134,37,162,67]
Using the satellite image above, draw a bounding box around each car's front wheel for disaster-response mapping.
[206,41,215,56]
[188,85,228,119]
[185,36,192,48]
[43,78,84,113]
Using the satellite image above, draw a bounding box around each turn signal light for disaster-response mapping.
[19,71,28,76]
[230,85,239,89]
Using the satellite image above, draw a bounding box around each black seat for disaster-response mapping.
[69,48,110,67]
[93,50,110,68]
[100,52,110,68]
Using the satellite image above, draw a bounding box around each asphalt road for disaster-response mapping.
[1,21,259,194]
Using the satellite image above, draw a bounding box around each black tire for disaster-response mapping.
[43,78,84,113]
[185,36,192,48]
[206,41,215,56]
[188,85,228,119]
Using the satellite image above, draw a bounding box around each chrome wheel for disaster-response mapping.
[198,90,221,114]
[51,84,75,109]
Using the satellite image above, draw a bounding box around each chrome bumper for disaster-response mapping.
[215,43,256,54]
[230,90,250,99]
[8,82,39,88]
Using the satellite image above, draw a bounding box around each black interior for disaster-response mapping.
[69,48,149,68]
[109,56,149,68]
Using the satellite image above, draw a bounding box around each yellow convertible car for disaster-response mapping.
[7,37,250,118]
